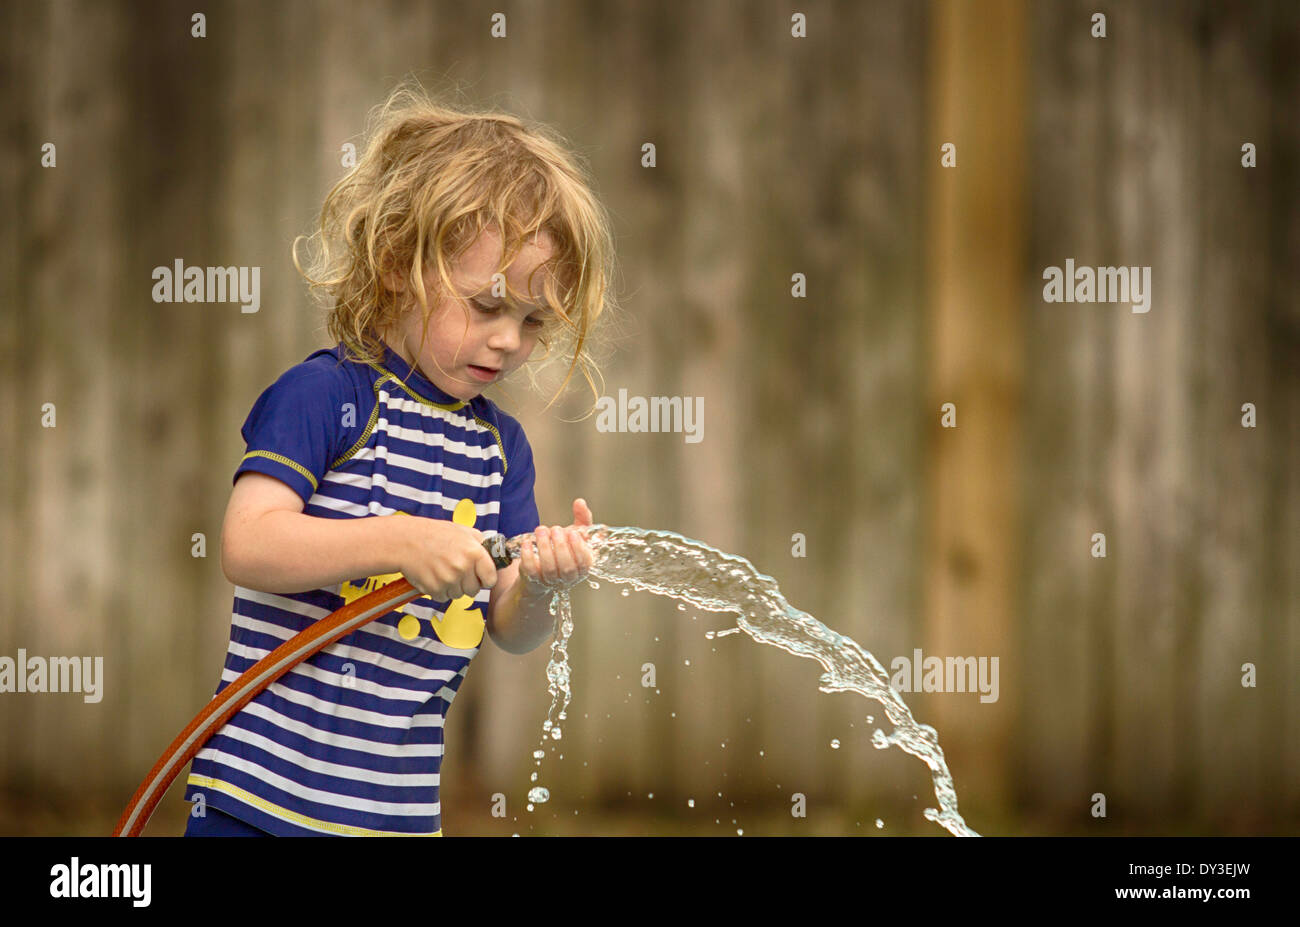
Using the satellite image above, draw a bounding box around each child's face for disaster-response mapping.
[387,226,557,400]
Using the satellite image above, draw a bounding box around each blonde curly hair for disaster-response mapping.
[293,78,618,412]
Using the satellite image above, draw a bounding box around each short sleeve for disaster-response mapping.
[497,414,541,539]
[234,354,359,505]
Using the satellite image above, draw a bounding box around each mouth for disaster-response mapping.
[467,365,500,382]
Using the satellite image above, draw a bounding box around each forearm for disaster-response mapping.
[223,510,409,595]
[485,562,558,654]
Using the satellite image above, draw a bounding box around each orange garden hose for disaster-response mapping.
[113,577,424,836]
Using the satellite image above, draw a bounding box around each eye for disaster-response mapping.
[476,299,547,331]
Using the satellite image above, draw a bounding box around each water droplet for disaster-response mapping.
[872,729,889,749]
[542,720,552,731]
[759,750,764,757]
[533,749,545,759]
[875,818,884,829]
[587,579,600,589]
[528,787,550,804]
[550,727,562,740]
[647,793,654,799]
[705,631,714,640]
[737,828,743,836]
[684,659,690,666]
[687,799,695,808]
[620,588,631,597]
[530,771,538,781]
[677,603,686,611]
[526,803,535,812]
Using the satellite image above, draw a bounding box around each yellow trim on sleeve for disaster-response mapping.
[240,451,319,491]
[187,774,442,836]
[329,391,382,469]
[472,416,508,475]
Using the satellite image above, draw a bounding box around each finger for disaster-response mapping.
[523,536,545,585]
[545,527,567,582]
[551,525,577,579]
[534,526,558,584]
[573,498,593,526]
[529,536,544,577]
[568,527,592,571]
[475,549,498,590]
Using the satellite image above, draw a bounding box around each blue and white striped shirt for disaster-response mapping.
[185,342,540,835]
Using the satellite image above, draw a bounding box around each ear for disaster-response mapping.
[381,270,406,293]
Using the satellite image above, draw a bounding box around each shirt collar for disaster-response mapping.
[375,341,467,406]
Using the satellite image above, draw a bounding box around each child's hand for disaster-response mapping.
[519,498,594,595]
[397,516,497,602]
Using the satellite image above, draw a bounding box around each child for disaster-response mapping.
[183,83,615,836]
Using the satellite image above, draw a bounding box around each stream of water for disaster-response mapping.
[500,525,979,837]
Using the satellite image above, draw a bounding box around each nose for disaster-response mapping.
[485,316,522,353]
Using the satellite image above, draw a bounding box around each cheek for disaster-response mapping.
[430,307,473,343]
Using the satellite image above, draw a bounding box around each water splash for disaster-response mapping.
[524,590,574,812]
[499,525,979,837]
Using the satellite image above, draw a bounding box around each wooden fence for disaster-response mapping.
[0,0,1294,835]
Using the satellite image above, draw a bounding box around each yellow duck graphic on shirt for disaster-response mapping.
[338,498,485,650]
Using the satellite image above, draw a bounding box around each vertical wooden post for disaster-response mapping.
[923,0,1027,823]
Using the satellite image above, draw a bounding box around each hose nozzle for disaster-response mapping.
[483,533,513,568]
